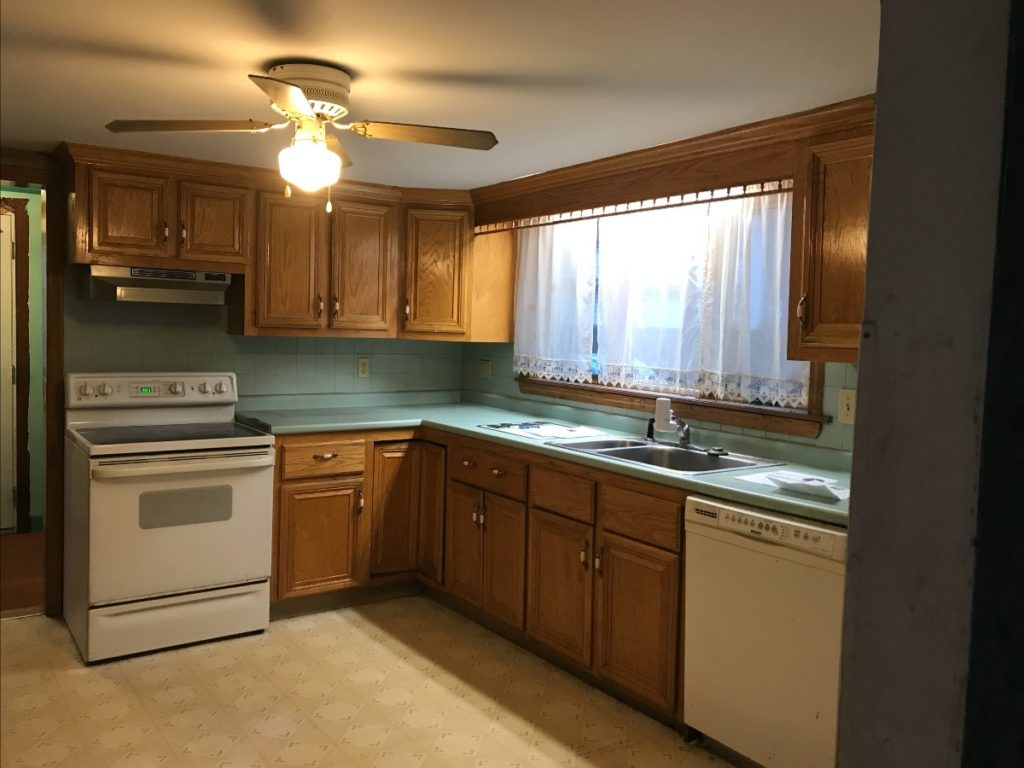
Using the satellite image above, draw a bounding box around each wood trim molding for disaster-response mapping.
[470,95,875,225]
[517,368,828,439]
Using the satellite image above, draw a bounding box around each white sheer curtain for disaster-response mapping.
[701,193,808,407]
[596,205,708,393]
[513,219,598,383]
[513,190,809,408]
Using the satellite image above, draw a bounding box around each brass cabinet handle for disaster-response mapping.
[317,295,324,317]
[797,294,808,328]
[479,510,486,529]
[312,452,337,460]
[471,510,479,525]
[404,299,411,319]
[333,296,341,316]
[594,546,604,574]
[180,224,187,244]
[357,490,364,513]
[579,539,589,569]
[461,459,476,468]
[162,222,169,242]
[491,468,507,477]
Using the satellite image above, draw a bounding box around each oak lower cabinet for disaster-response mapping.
[444,480,526,629]
[370,440,447,578]
[526,507,594,667]
[592,530,680,711]
[788,132,874,362]
[277,477,364,599]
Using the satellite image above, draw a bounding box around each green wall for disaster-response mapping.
[1,186,45,527]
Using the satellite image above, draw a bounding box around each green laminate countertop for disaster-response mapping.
[237,403,850,528]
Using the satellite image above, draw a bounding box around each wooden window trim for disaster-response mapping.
[517,363,828,439]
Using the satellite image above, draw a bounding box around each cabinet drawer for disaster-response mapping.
[449,443,527,500]
[597,484,681,552]
[281,439,365,480]
[529,465,595,524]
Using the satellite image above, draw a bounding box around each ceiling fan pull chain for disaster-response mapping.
[325,184,333,213]
[284,183,292,199]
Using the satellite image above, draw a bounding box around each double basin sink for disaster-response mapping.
[547,437,781,475]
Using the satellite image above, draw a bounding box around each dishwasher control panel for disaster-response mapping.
[686,496,846,562]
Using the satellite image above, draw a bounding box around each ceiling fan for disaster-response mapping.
[106,62,498,202]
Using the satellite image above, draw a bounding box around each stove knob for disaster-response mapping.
[169,382,184,395]
[199,382,211,394]
[214,381,228,394]
[79,383,95,397]
[98,383,114,396]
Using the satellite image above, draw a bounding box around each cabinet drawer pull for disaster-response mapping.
[594,546,604,574]
[312,452,337,461]
[797,294,808,328]
[580,539,589,568]
[491,468,507,477]
[461,459,476,468]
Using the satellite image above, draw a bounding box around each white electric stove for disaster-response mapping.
[64,372,276,662]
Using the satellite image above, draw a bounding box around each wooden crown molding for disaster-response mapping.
[470,95,876,225]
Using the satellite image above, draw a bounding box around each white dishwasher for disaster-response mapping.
[683,496,847,768]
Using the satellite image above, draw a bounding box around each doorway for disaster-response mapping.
[0,184,47,613]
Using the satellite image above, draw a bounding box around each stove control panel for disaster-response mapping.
[66,373,237,407]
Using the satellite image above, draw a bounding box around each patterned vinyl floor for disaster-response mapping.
[0,596,732,767]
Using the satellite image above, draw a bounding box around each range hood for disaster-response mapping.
[89,266,231,305]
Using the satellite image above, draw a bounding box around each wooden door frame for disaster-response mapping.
[0,197,30,531]
[1,147,65,617]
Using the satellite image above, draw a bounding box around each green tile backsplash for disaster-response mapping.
[63,272,462,395]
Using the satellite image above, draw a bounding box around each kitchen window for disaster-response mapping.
[513,187,826,436]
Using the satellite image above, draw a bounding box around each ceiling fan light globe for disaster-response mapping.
[278,140,342,193]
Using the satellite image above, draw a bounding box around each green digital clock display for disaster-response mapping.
[139,386,153,394]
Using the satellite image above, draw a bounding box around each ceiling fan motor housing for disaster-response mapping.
[268,63,352,120]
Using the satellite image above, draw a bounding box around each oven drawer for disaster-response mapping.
[448,442,527,500]
[280,439,365,480]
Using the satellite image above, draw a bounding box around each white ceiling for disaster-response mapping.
[0,0,880,189]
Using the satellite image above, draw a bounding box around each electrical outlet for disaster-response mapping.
[356,356,370,378]
[479,359,492,380]
[838,388,856,424]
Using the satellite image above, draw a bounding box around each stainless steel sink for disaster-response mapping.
[548,438,780,475]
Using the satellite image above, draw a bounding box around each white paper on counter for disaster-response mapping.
[740,469,850,501]
[481,422,606,440]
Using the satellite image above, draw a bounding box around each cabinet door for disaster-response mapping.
[179,181,250,266]
[445,481,483,606]
[416,442,447,583]
[481,493,526,629]
[89,168,173,259]
[403,208,469,334]
[370,442,419,575]
[789,133,874,362]
[526,507,593,666]
[331,200,394,331]
[593,530,679,711]
[278,477,362,599]
[256,192,327,329]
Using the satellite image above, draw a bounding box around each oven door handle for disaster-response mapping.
[91,454,275,480]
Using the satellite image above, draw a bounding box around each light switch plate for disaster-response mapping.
[479,359,492,380]
[356,356,370,378]
[838,388,856,424]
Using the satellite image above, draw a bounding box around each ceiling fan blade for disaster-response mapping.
[248,74,315,118]
[106,119,278,133]
[325,133,353,168]
[347,121,498,150]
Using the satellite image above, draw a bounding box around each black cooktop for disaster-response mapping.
[75,421,268,446]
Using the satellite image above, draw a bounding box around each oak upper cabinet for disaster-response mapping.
[274,434,368,600]
[330,199,396,333]
[403,207,471,336]
[179,181,250,265]
[789,132,874,362]
[255,191,328,330]
[277,477,363,599]
[65,145,252,272]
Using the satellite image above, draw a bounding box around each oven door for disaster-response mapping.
[87,448,275,604]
